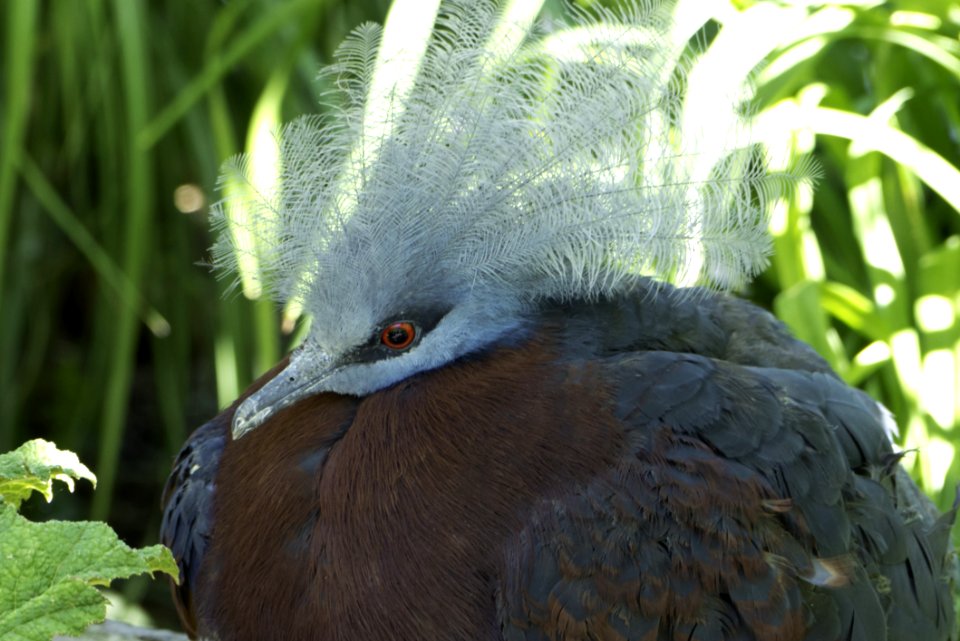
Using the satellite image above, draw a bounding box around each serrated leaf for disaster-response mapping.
[0,504,179,641]
[0,439,96,509]
[0,577,106,641]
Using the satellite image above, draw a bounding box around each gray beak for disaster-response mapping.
[231,348,335,440]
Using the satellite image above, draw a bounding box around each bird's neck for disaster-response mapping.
[200,334,622,641]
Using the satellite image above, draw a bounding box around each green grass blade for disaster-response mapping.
[807,105,960,215]
[18,154,169,337]
[0,1,39,451]
[91,0,155,521]
[138,0,323,149]
[0,1,39,305]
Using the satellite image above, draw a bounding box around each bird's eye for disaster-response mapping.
[380,321,417,350]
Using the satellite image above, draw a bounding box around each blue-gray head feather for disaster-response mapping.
[214,0,806,437]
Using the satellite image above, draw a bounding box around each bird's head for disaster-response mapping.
[231,260,528,439]
[219,0,799,440]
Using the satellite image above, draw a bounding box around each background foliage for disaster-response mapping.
[1,0,958,629]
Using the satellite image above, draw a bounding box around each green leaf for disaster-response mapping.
[0,503,178,641]
[808,104,960,216]
[0,439,95,509]
[820,280,884,340]
[774,280,847,372]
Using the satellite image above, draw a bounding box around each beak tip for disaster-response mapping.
[228,351,326,440]
[231,397,260,440]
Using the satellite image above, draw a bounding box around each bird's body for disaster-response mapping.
[161,2,957,639]
[162,281,957,641]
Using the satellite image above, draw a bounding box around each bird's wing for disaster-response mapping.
[498,350,957,641]
[160,412,228,637]
[160,357,291,637]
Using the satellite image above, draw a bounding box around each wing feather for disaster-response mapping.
[499,315,956,641]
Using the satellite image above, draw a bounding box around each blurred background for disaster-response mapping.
[2,0,959,629]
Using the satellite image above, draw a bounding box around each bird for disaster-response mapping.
[160,1,958,640]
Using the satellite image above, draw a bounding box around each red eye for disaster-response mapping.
[380,321,417,350]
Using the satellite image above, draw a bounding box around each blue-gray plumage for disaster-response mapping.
[163,281,957,640]
[161,1,957,639]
